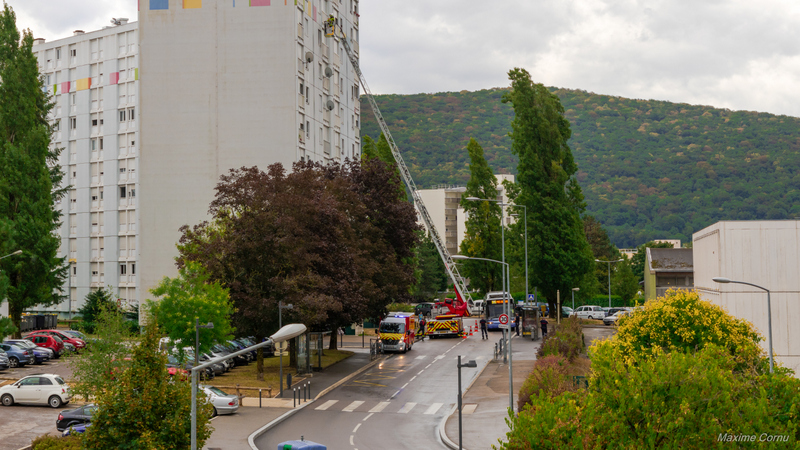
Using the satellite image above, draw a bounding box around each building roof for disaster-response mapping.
[647,248,693,273]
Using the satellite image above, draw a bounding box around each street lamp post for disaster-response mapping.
[191,319,214,450]
[0,250,22,261]
[712,277,773,373]
[452,254,513,411]
[595,259,623,308]
[457,355,477,450]
[572,287,579,310]
[278,301,294,397]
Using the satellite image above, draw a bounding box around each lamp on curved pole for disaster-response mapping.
[712,277,773,373]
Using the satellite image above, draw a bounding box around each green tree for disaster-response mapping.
[83,322,213,449]
[630,240,675,283]
[146,262,235,360]
[0,4,67,338]
[411,231,448,301]
[361,135,379,161]
[0,316,15,338]
[610,257,639,303]
[502,68,593,311]
[76,287,118,334]
[459,138,503,294]
[69,305,136,400]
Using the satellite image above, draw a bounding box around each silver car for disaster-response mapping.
[200,385,239,416]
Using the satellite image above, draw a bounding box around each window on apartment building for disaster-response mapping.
[70,93,76,105]
[318,62,323,80]
[71,49,76,57]
[131,263,136,275]
[129,187,136,198]
[56,48,61,60]
[70,117,77,130]
[120,264,127,275]
[72,265,77,275]
[318,29,322,47]
[92,118,98,126]
[120,186,126,198]
[128,108,135,121]
[54,120,60,132]
[99,137,104,149]
[119,110,126,122]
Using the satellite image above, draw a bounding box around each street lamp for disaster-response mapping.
[191,319,214,450]
[0,250,22,261]
[595,258,623,308]
[452,254,513,411]
[571,287,580,310]
[712,277,774,373]
[278,301,294,397]
[509,206,528,307]
[457,355,477,450]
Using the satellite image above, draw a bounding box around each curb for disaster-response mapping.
[247,355,389,449]
[437,357,493,450]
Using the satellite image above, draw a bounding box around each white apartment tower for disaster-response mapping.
[33,0,361,315]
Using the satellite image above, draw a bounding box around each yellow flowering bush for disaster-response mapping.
[607,289,768,372]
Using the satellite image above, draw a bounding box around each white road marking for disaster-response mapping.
[417,370,424,375]
[409,376,417,382]
[435,355,445,360]
[342,401,364,412]
[397,402,417,414]
[353,423,361,433]
[390,390,401,399]
[350,435,354,445]
[424,403,443,415]
[369,402,390,413]
[401,382,409,389]
[415,355,426,360]
[425,364,433,369]
[315,400,339,411]
[363,413,374,421]
[462,404,478,414]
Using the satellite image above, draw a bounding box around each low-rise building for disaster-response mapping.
[643,247,694,301]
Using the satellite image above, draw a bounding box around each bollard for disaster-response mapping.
[293,388,297,407]
[307,381,311,399]
[303,383,307,401]
[259,388,262,408]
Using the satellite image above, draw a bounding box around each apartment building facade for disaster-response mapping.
[32,0,361,315]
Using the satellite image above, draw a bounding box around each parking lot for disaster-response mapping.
[0,357,78,450]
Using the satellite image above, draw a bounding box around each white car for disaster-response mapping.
[200,385,239,416]
[571,305,606,320]
[0,373,72,408]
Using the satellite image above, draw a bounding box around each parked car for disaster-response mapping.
[0,350,9,370]
[605,307,630,317]
[62,422,90,437]
[0,373,71,408]
[56,403,97,431]
[414,302,435,317]
[63,342,77,353]
[61,329,95,345]
[200,385,239,416]
[3,340,50,364]
[242,336,275,357]
[571,305,605,320]
[166,354,214,380]
[0,343,33,368]
[27,330,85,350]
[603,310,630,326]
[561,306,574,318]
[24,334,64,358]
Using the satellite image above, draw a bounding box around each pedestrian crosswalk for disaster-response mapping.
[313,399,450,415]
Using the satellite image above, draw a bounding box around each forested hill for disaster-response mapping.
[360,88,800,248]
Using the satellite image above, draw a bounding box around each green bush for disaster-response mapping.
[31,434,82,450]
[515,355,590,411]
[536,316,584,361]
[386,302,414,313]
[498,391,586,450]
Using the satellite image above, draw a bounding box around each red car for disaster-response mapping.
[24,334,65,358]
[30,330,86,350]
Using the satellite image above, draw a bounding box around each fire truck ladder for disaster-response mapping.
[338,31,473,311]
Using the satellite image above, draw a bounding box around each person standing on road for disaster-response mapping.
[479,317,488,340]
[419,317,426,340]
[514,312,521,336]
[540,317,549,338]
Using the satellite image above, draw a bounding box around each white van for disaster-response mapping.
[571,305,605,320]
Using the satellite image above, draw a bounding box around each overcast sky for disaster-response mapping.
[9,0,800,117]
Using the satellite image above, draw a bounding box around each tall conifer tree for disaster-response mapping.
[459,138,503,294]
[0,5,67,337]
[503,68,593,311]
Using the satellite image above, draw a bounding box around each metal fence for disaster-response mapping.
[369,338,381,360]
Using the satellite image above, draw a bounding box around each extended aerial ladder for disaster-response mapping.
[328,20,474,312]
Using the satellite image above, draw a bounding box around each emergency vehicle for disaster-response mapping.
[425,314,465,338]
[378,313,417,353]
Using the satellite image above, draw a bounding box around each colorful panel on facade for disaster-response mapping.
[150,0,168,10]
[135,68,139,80]
[184,0,202,8]
[250,0,270,5]
[61,82,71,93]
[110,72,120,85]
[76,78,91,91]
[53,84,58,95]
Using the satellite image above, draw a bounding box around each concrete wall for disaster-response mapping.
[694,221,800,374]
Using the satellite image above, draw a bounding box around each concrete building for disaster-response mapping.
[643,247,693,301]
[417,174,514,256]
[693,221,800,374]
[31,0,361,315]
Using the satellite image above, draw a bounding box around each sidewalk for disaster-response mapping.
[442,335,540,450]
[204,348,384,450]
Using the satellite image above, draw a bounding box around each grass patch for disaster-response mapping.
[208,350,353,398]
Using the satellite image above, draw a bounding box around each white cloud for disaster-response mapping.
[9,0,800,116]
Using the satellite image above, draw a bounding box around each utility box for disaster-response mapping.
[278,438,327,450]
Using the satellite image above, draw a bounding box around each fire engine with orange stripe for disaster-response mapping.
[378,313,418,353]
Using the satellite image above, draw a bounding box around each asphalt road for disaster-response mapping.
[254,318,490,450]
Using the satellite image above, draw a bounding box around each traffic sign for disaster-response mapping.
[499,324,509,329]
[499,314,509,325]
[527,294,535,301]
